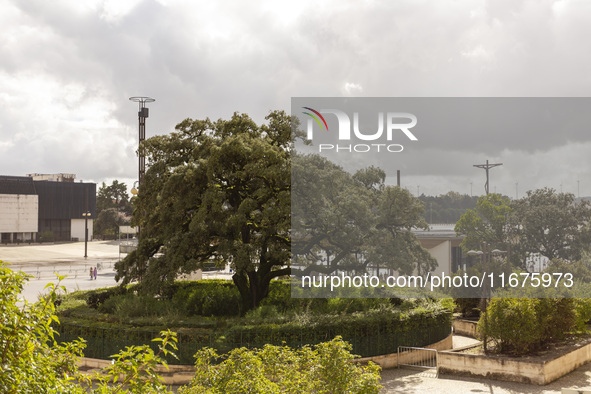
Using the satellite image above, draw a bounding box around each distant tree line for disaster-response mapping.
[418,191,479,224]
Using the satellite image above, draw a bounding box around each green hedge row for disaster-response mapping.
[54,305,451,364]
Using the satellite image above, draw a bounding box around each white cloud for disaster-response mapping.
[1,0,591,192]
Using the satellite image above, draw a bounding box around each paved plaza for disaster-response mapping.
[0,241,122,301]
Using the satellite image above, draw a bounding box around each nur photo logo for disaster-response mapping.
[302,106,418,153]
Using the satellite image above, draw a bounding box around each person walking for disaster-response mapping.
[90,267,93,280]
[93,266,97,280]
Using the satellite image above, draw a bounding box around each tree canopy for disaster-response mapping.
[455,188,591,269]
[116,110,437,308]
[115,111,291,310]
[292,153,436,278]
[95,180,132,238]
[97,180,132,215]
[511,188,591,262]
[454,193,512,253]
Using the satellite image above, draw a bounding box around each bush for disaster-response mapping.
[575,297,591,330]
[87,286,128,309]
[480,298,578,355]
[99,294,172,318]
[454,298,481,318]
[179,337,382,393]
[171,280,241,317]
[0,262,86,393]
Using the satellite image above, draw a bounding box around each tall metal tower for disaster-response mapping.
[129,97,155,186]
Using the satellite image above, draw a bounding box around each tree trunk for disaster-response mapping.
[232,270,272,315]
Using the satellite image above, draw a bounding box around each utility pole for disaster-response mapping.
[473,160,503,195]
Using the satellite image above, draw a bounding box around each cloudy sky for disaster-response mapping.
[2,0,591,197]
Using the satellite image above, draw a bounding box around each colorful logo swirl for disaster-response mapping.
[302,107,329,132]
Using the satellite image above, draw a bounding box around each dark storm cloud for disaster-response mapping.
[1,0,591,195]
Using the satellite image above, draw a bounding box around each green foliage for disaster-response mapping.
[0,261,86,393]
[171,281,241,317]
[224,303,452,357]
[479,297,577,355]
[1,262,385,393]
[57,283,452,362]
[419,191,478,223]
[455,193,512,254]
[95,180,133,238]
[99,294,172,318]
[87,286,129,309]
[574,298,591,331]
[96,180,132,215]
[116,112,292,311]
[546,254,591,284]
[178,337,382,394]
[454,297,481,317]
[89,330,178,394]
[292,153,436,277]
[94,208,127,238]
[511,188,591,262]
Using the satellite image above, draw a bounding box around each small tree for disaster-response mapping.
[479,297,576,355]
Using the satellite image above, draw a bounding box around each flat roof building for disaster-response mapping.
[0,174,96,243]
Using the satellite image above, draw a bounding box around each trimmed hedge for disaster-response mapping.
[54,303,451,364]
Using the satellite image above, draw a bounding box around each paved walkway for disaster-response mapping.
[381,335,591,393]
[381,362,591,393]
[0,241,121,301]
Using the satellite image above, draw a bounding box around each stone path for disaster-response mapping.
[380,335,591,393]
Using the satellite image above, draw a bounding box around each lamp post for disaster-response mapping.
[83,212,91,258]
[467,246,507,352]
[129,97,155,187]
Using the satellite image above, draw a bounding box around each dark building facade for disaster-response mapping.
[0,175,96,242]
[35,181,96,241]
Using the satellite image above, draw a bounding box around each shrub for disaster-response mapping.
[575,297,591,331]
[87,286,128,309]
[171,280,241,317]
[478,298,540,354]
[224,304,452,357]
[0,262,86,393]
[244,305,280,320]
[179,337,382,394]
[454,298,481,318]
[480,297,578,355]
[99,294,172,318]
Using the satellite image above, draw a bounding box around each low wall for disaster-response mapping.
[354,332,453,369]
[439,338,591,385]
[453,319,478,338]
